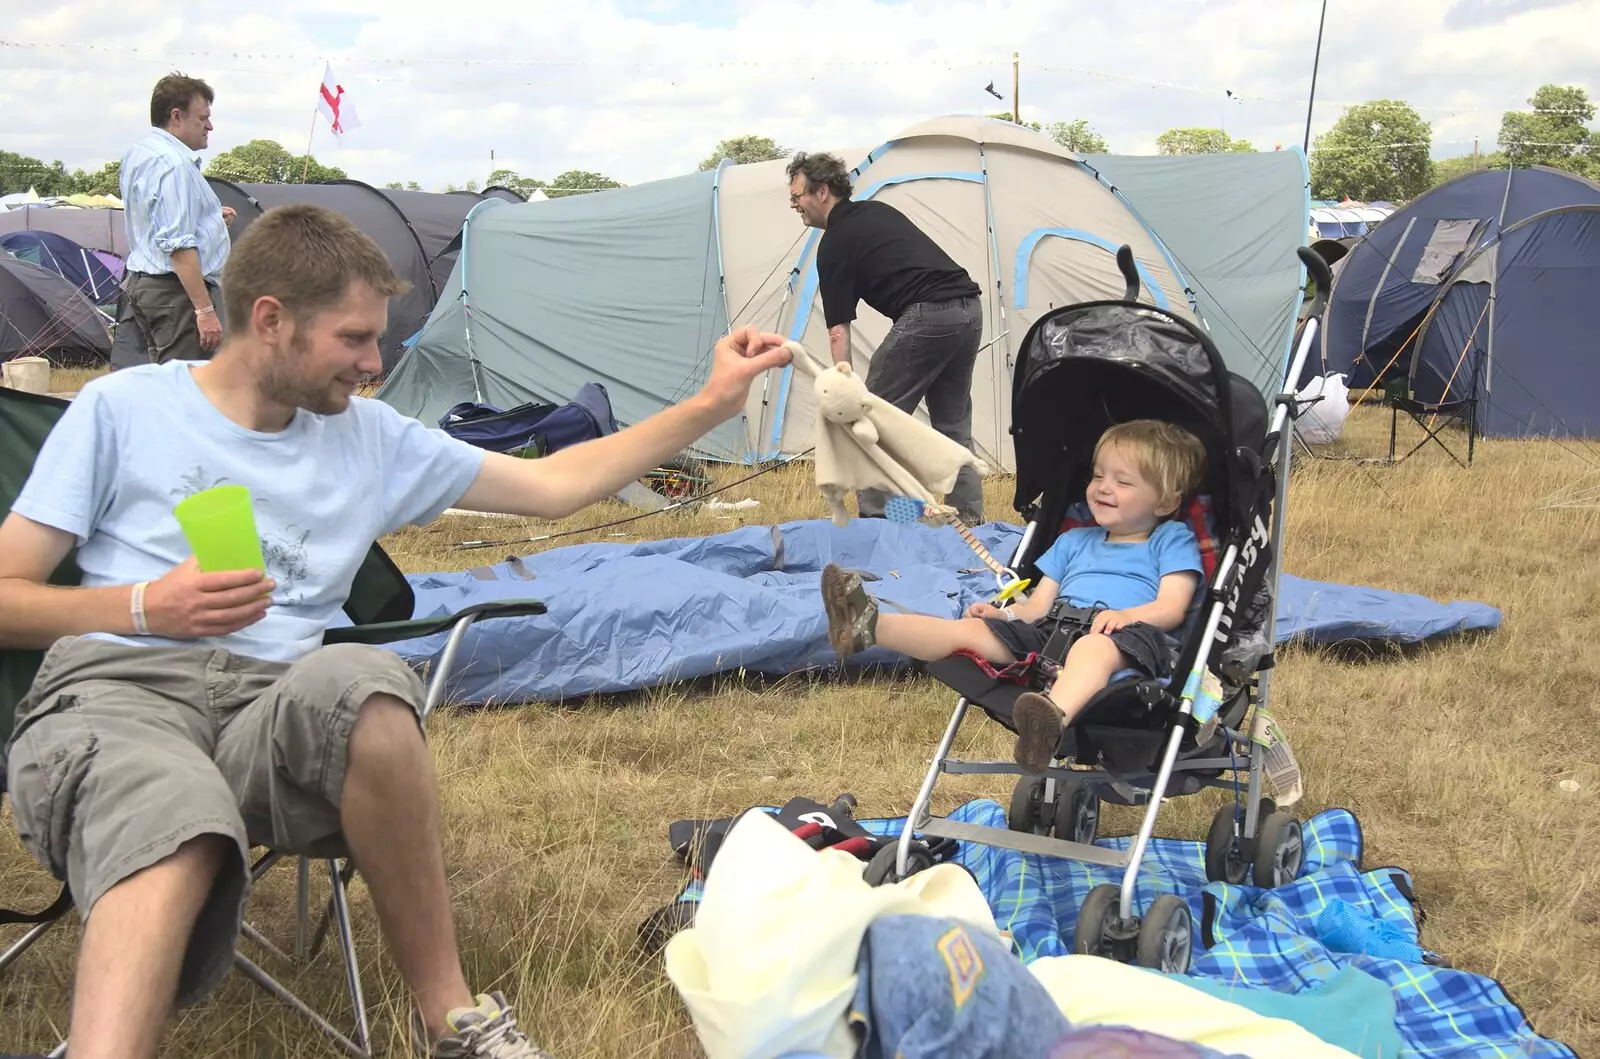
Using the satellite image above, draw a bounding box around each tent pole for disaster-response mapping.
[1302,0,1328,153]
[459,199,496,404]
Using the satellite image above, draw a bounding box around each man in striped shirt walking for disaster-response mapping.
[119,74,235,364]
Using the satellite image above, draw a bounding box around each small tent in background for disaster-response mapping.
[0,255,111,365]
[0,230,122,304]
[204,179,527,371]
[378,116,1310,469]
[1317,166,1600,437]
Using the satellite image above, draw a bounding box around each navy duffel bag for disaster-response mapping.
[438,381,619,456]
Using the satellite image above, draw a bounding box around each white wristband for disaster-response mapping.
[131,581,151,636]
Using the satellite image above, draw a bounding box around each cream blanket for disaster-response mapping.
[663,809,1360,1059]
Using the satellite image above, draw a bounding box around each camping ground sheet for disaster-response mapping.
[675,800,1573,1059]
[372,519,1503,705]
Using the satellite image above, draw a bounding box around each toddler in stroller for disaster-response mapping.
[822,418,1209,774]
[822,245,1333,973]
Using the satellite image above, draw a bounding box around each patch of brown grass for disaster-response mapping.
[4,406,1599,1057]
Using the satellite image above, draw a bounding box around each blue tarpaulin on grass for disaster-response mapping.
[674,800,1573,1058]
[364,519,1501,705]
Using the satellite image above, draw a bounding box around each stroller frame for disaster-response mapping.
[893,246,1334,964]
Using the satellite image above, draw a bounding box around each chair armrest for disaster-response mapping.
[324,599,546,647]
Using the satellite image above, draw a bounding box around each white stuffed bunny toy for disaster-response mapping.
[785,341,981,527]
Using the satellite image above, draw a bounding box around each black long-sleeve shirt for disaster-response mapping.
[816,198,980,328]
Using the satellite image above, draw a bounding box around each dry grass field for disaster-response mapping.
[3,382,1598,1057]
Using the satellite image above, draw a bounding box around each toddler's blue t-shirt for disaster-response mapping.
[12,360,486,663]
[1034,520,1202,611]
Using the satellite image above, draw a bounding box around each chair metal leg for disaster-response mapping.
[235,951,370,1058]
[0,917,56,973]
[231,853,370,1056]
[296,855,311,959]
[328,858,372,1052]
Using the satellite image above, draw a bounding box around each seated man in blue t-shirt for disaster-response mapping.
[822,419,1206,773]
[0,204,793,1059]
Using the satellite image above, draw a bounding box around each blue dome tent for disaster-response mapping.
[1316,166,1600,438]
[0,230,121,305]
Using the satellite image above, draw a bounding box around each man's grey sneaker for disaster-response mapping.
[413,992,553,1059]
[822,563,879,660]
[1012,692,1065,774]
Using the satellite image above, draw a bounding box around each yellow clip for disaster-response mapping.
[993,578,1031,604]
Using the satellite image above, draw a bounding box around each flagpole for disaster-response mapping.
[301,107,318,184]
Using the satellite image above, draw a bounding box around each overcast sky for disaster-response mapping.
[2,0,1592,192]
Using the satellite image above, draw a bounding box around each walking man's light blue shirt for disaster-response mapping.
[119,128,231,284]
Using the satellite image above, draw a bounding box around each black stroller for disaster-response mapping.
[885,245,1335,974]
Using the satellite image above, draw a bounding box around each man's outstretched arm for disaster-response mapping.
[454,326,793,519]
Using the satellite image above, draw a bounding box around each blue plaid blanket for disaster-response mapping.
[862,801,1575,1059]
[674,799,1572,1059]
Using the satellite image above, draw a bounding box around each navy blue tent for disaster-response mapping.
[1317,166,1600,438]
[0,230,121,305]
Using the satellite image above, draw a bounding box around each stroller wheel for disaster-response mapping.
[1008,776,1049,835]
[1071,884,1123,959]
[1204,803,1251,884]
[1052,780,1100,846]
[1135,895,1194,973]
[863,840,934,886]
[1253,812,1304,888]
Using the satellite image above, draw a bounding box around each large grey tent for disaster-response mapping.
[0,254,111,364]
[379,117,1311,468]
[1317,165,1600,437]
[0,205,128,256]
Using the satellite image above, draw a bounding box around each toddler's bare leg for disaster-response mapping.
[874,613,1015,663]
[1011,633,1129,773]
[1045,633,1128,725]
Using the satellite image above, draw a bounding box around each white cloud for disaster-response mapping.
[2,0,1593,192]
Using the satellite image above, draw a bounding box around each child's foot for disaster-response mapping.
[821,563,879,660]
[1012,692,1064,773]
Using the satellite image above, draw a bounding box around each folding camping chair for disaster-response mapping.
[1382,377,1478,467]
[0,384,545,1058]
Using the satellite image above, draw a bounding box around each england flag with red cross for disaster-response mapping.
[317,64,361,139]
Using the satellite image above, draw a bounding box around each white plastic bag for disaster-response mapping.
[1294,372,1350,445]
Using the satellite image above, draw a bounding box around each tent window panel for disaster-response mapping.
[1411,219,1479,284]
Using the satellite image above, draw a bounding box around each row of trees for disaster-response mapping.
[3,85,1591,206]
[1309,85,1596,201]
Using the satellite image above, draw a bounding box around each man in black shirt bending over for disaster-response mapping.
[787,151,984,524]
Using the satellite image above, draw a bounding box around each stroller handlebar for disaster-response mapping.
[1297,245,1334,319]
[1116,244,1141,302]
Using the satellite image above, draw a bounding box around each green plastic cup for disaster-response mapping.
[174,485,266,573]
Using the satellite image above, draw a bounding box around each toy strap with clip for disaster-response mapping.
[883,495,1030,605]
